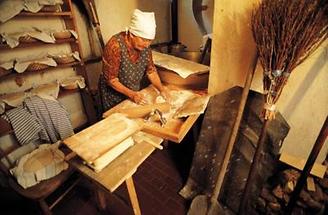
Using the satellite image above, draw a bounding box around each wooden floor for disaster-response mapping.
[0,132,196,215]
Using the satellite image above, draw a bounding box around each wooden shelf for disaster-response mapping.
[0,61,82,80]
[0,0,97,138]
[17,12,72,17]
[0,38,76,50]
[58,88,80,97]
[0,69,12,78]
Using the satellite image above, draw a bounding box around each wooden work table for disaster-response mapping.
[64,86,208,214]
[66,83,208,214]
[64,83,209,214]
[66,92,205,214]
[69,140,157,215]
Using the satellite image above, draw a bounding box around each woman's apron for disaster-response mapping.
[99,34,150,111]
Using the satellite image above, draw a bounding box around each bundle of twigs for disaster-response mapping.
[252,0,328,120]
[239,0,327,213]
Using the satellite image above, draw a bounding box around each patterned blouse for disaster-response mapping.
[102,32,156,84]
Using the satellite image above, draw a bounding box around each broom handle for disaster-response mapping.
[238,119,269,214]
[286,116,328,214]
[210,53,258,205]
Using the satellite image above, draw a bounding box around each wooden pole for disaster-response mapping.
[239,118,270,214]
[171,0,178,44]
[199,38,211,65]
[285,116,328,214]
[208,53,258,212]
[88,1,105,49]
[81,0,105,49]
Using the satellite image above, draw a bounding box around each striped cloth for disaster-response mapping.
[3,106,49,145]
[24,96,74,143]
[3,96,74,145]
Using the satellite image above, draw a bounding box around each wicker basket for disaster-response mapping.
[19,35,38,43]
[53,55,75,64]
[53,31,71,40]
[26,63,49,72]
[40,5,61,12]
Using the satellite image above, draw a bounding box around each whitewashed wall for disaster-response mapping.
[95,0,171,45]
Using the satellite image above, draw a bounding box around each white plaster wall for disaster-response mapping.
[209,0,328,163]
[95,0,137,43]
[95,0,171,45]
[94,0,204,51]
[202,0,214,35]
[179,0,203,51]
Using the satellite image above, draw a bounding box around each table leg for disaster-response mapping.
[95,188,107,211]
[126,176,141,215]
[162,139,169,148]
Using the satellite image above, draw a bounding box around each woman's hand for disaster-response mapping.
[129,91,147,105]
[160,87,171,103]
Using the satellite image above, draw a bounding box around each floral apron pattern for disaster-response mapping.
[99,34,150,111]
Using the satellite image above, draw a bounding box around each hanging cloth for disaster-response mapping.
[24,96,74,143]
[3,106,49,145]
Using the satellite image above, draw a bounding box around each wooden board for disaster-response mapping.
[279,152,327,178]
[63,113,141,163]
[102,86,203,143]
[307,177,316,191]
[157,68,208,90]
[88,137,135,172]
[142,114,199,143]
[69,141,156,192]
[152,51,209,78]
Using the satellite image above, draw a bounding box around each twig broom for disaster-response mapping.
[239,0,328,213]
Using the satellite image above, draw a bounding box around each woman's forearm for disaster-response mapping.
[147,72,171,102]
[147,71,165,92]
[109,78,135,98]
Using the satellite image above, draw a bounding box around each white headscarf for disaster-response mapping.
[128,9,156,40]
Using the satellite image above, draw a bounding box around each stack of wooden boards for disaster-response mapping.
[64,113,164,172]
[64,113,144,172]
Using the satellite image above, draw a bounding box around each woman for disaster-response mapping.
[99,9,170,112]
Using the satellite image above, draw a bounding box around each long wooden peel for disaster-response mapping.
[207,52,258,214]
[188,53,258,215]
